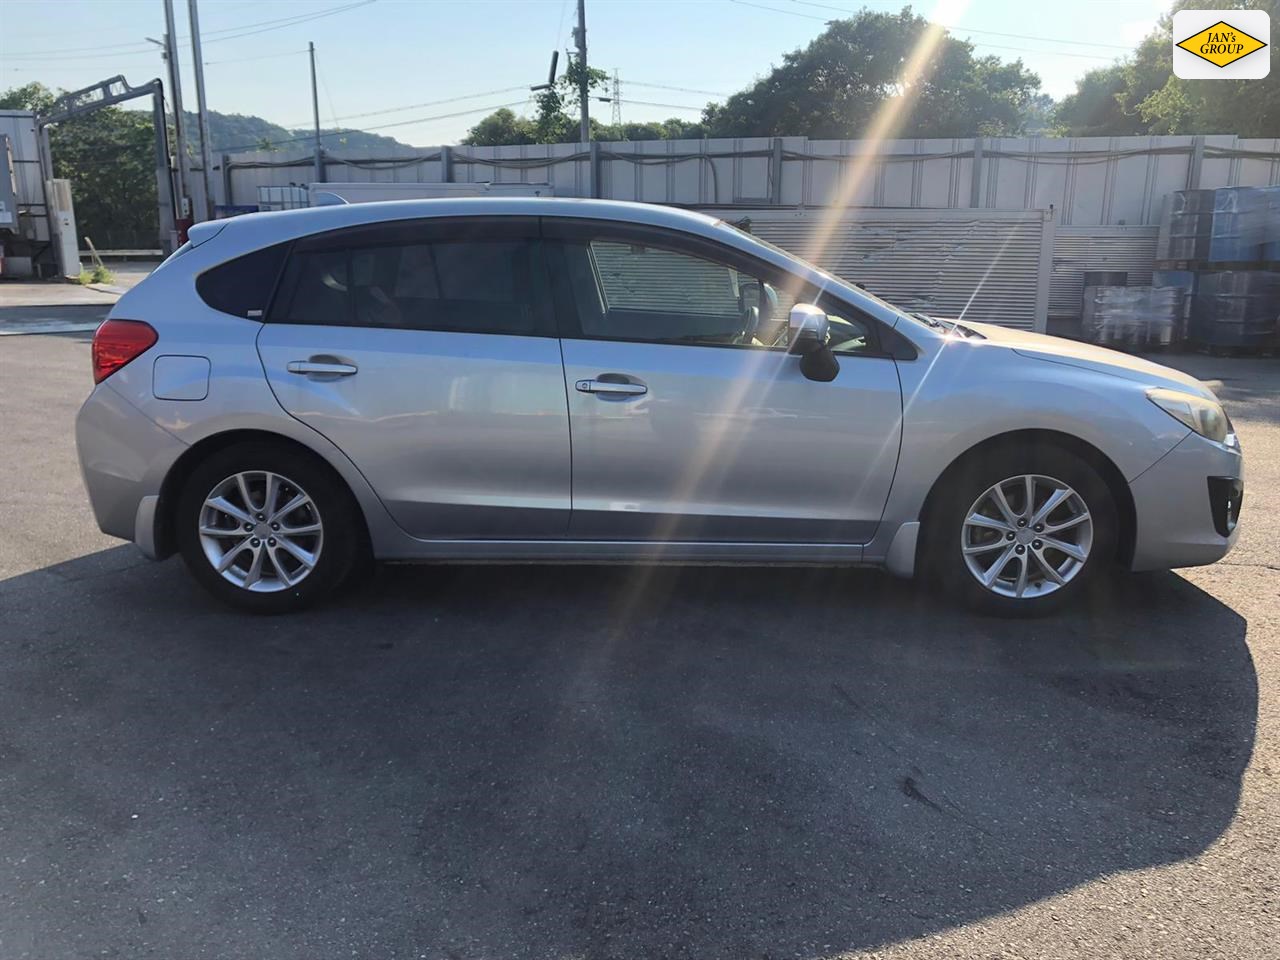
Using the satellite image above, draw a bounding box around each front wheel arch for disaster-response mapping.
[914,429,1136,578]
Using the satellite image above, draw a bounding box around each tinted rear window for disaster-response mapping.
[196,242,289,319]
[271,238,542,336]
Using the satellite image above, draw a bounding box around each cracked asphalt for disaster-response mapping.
[0,328,1277,959]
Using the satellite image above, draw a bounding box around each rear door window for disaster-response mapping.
[268,218,550,336]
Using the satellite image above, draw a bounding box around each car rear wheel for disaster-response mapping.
[176,442,366,613]
[928,445,1118,616]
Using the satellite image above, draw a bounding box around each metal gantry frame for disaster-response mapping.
[36,74,178,260]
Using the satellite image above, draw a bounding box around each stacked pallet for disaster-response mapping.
[1082,284,1179,349]
[1153,186,1280,354]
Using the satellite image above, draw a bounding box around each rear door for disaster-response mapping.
[256,217,571,539]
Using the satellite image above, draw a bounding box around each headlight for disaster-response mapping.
[1147,387,1233,444]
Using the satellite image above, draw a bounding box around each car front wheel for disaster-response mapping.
[929,445,1118,616]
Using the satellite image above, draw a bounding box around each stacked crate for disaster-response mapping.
[1082,285,1178,349]
[1153,186,1280,353]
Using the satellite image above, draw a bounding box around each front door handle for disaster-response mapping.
[287,360,358,377]
[575,378,647,397]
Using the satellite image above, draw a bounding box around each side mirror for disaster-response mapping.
[788,303,829,356]
[788,302,839,382]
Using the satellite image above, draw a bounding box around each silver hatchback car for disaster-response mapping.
[76,198,1242,615]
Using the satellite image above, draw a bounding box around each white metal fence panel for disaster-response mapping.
[729,207,1053,331]
[1049,226,1160,320]
[220,135,1280,227]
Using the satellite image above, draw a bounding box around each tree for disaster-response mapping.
[0,81,55,113]
[1053,65,1134,136]
[699,9,1040,139]
[462,108,535,146]
[1056,0,1280,137]
[593,117,707,142]
[1019,93,1057,136]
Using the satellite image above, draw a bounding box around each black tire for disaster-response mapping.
[176,441,369,614]
[925,443,1118,617]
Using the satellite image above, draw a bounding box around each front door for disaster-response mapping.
[545,222,903,543]
[257,217,571,540]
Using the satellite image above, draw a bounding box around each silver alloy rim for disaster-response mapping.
[198,471,323,593]
[961,474,1093,600]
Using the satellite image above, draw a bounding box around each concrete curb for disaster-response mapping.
[85,284,128,297]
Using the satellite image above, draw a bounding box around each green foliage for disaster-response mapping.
[698,9,1041,139]
[464,56,616,145]
[75,264,114,285]
[0,81,55,113]
[1053,65,1134,136]
[1019,93,1057,136]
[462,108,537,146]
[593,118,707,142]
[532,56,610,143]
[1055,0,1280,136]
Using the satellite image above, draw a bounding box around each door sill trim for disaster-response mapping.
[376,538,867,564]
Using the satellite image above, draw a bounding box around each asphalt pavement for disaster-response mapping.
[0,324,1277,959]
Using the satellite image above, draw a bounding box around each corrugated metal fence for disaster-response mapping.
[220,134,1280,226]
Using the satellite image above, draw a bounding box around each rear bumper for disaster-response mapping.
[1128,430,1243,571]
[75,383,187,556]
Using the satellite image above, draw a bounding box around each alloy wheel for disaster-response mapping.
[961,473,1093,600]
[197,470,324,593]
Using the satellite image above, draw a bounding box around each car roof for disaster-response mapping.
[190,197,730,251]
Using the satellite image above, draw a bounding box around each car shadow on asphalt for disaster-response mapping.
[0,549,1257,958]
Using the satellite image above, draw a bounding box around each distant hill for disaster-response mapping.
[188,109,414,155]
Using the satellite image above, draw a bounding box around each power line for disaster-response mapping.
[200,0,377,44]
[206,49,309,67]
[5,0,375,60]
[615,98,707,113]
[317,62,341,129]
[625,80,730,98]
[960,42,1115,61]
[282,85,531,127]
[219,99,530,152]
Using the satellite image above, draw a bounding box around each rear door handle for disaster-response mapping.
[575,378,647,396]
[287,360,358,377]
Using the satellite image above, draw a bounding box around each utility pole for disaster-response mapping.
[187,0,214,220]
[573,0,589,142]
[309,41,324,184]
[611,69,622,126]
[160,0,190,235]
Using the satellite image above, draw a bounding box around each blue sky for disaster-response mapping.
[1,0,1170,145]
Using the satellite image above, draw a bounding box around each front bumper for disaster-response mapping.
[75,383,187,553]
[1128,430,1243,571]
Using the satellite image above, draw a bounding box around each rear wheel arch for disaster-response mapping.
[155,429,372,560]
[915,429,1136,575]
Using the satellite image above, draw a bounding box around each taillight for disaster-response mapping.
[92,319,157,383]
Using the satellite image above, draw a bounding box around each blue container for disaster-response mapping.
[1207,188,1266,262]
[1153,269,1197,342]
[1189,270,1280,348]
